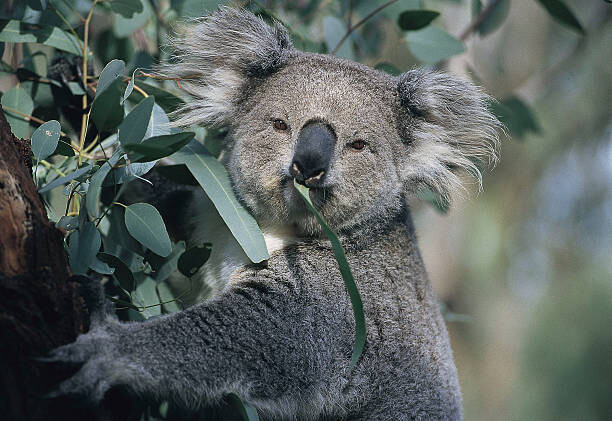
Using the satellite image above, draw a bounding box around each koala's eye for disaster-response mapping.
[273,119,288,131]
[350,139,367,151]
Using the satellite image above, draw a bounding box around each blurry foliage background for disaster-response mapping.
[1,0,611,419]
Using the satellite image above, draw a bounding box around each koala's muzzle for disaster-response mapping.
[290,121,336,187]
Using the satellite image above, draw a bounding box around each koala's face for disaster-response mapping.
[227,55,405,234]
[164,8,499,237]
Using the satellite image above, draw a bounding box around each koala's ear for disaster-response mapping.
[396,69,501,203]
[159,7,294,127]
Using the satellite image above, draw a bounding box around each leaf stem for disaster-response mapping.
[459,0,504,41]
[331,0,400,55]
[1,106,68,137]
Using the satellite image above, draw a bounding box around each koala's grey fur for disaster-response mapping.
[49,7,500,420]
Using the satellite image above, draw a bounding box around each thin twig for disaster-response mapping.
[1,106,68,137]
[459,0,504,41]
[331,0,401,55]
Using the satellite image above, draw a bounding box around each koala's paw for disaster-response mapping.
[43,327,122,404]
[70,275,116,326]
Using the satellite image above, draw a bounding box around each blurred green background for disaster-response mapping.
[1,0,611,419]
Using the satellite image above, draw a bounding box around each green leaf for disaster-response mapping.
[89,257,115,275]
[490,96,541,139]
[150,241,185,282]
[96,59,126,97]
[38,164,93,193]
[124,203,172,257]
[228,393,259,421]
[110,0,144,18]
[156,282,180,313]
[86,148,122,218]
[56,215,78,230]
[145,102,171,137]
[130,82,185,114]
[98,252,136,292]
[177,244,212,277]
[91,78,124,132]
[173,0,227,18]
[323,16,354,60]
[374,62,401,76]
[418,188,450,214]
[536,0,585,35]
[0,20,83,56]
[69,222,101,275]
[472,0,510,36]
[53,140,75,157]
[113,0,151,37]
[1,86,34,138]
[31,120,60,161]
[27,0,47,11]
[154,164,198,186]
[406,26,465,64]
[123,68,138,103]
[118,96,154,145]
[397,10,440,31]
[172,140,269,263]
[293,180,365,370]
[124,132,194,162]
[133,275,161,318]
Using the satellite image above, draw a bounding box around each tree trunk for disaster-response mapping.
[0,106,96,420]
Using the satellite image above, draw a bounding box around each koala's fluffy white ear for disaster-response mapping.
[159,7,293,127]
[396,69,501,203]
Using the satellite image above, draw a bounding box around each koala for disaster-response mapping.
[48,7,499,420]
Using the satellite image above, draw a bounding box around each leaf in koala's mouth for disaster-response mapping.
[293,179,366,371]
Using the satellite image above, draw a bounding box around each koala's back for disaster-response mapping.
[227,212,461,420]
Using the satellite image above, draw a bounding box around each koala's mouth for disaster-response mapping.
[281,177,332,214]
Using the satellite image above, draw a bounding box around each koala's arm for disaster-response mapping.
[49,268,352,413]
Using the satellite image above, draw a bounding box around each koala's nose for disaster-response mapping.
[290,121,336,187]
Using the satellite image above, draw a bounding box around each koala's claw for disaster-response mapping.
[69,275,116,326]
[46,359,113,404]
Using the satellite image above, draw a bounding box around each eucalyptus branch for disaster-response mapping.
[459,0,504,41]
[331,0,400,55]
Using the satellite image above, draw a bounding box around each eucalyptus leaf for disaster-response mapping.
[124,132,194,162]
[89,257,115,275]
[151,241,185,282]
[229,393,260,421]
[118,96,154,145]
[471,0,510,36]
[56,215,78,230]
[86,148,122,218]
[98,252,136,292]
[490,96,541,139]
[0,20,83,56]
[124,203,172,257]
[54,140,75,157]
[133,276,161,318]
[145,102,171,138]
[1,86,34,138]
[31,120,60,160]
[123,68,138,103]
[96,59,126,97]
[91,78,125,132]
[38,164,93,193]
[293,180,365,371]
[177,244,212,277]
[172,140,269,263]
[130,82,185,114]
[536,0,585,35]
[69,222,101,276]
[397,10,440,31]
[110,0,144,18]
[406,26,465,64]
[157,282,180,313]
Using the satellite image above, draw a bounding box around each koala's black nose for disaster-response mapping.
[290,121,336,187]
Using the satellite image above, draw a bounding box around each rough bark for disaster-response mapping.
[0,106,95,420]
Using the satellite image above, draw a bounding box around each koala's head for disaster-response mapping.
[162,8,499,236]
